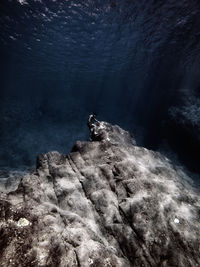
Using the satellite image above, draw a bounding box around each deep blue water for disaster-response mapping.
[0,0,200,172]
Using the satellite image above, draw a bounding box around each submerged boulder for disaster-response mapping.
[0,120,199,266]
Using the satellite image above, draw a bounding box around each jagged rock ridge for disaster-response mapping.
[0,120,200,266]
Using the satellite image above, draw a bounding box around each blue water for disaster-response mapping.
[0,0,200,171]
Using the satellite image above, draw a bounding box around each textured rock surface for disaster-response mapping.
[0,169,29,193]
[0,121,200,266]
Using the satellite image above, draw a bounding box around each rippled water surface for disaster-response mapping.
[0,0,200,170]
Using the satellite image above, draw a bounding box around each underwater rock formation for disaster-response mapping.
[0,120,200,266]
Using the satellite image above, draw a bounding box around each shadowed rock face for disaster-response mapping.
[0,121,200,266]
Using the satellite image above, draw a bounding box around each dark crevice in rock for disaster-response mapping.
[75,250,81,267]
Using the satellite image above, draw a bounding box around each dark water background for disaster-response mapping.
[0,0,200,173]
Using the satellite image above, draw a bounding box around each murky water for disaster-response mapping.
[0,0,200,170]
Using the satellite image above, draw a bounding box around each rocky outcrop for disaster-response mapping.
[0,120,200,267]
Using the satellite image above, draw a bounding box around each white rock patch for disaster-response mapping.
[174,218,180,224]
[17,218,30,227]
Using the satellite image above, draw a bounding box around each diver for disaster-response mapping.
[87,113,101,141]
[87,113,99,128]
